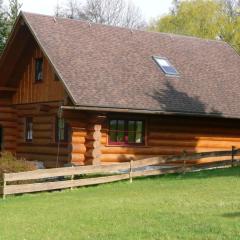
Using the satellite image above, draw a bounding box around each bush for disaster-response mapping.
[0,152,36,180]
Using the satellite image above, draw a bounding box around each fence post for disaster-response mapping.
[70,166,74,190]
[182,150,187,174]
[129,159,133,183]
[2,173,6,200]
[231,146,235,167]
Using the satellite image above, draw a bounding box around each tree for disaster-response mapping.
[7,0,22,26]
[0,0,22,53]
[150,0,240,53]
[55,0,146,29]
[0,0,8,53]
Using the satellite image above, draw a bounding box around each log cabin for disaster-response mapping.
[0,11,240,168]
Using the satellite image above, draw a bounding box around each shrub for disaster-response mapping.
[0,152,36,180]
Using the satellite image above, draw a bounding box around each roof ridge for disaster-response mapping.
[21,11,226,45]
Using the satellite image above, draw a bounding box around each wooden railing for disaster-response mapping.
[1,148,240,198]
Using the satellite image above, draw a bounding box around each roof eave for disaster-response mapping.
[61,105,238,119]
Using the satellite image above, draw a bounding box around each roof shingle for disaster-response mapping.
[22,12,240,118]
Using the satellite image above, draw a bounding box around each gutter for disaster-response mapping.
[60,105,238,119]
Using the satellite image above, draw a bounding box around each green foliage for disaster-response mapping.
[0,152,36,180]
[150,0,240,53]
[0,0,22,53]
[0,167,239,239]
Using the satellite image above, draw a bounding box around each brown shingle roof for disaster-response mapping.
[22,12,240,118]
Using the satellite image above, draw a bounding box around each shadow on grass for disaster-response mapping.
[135,167,240,182]
[222,212,240,218]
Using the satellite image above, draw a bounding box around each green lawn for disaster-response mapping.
[0,167,240,240]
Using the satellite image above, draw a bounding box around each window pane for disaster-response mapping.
[135,132,143,143]
[60,129,65,140]
[136,121,143,132]
[117,120,124,131]
[136,121,143,143]
[117,120,125,142]
[110,120,117,131]
[117,131,125,142]
[109,120,118,143]
[35,58,43,81]
[128,121,135,143]
[128,121,135,132]
[108,119,145,145]
[153,57,178,76]
[26,118,33,141]
[109,131,117,142]
[56,118,67,142]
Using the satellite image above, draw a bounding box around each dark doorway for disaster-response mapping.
[0,127,3,152]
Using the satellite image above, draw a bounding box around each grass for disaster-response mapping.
[0,167,240,240]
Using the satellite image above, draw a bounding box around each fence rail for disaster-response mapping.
[2,148,240,198]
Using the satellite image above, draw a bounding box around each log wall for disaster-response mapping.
[15,103,70,168]
[99,114,240,164]
[3,106,240,167]
[63,111,240,166]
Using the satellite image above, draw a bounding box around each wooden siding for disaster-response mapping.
[12,46,65,104]
[15,103,70,168]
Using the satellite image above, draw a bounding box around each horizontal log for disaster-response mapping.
[147,139,240,149]
[85,149,101,158]
[86,131,101,141]
[148,132,240,141]
[85,141,101,149]
[71,144,86,154]
[3,142,16,150]
[3,134,16,140]
[72,131,87,138]
[3,128,18,136]
[100,154,150,163]
[33,131,53,139]
[71,153,85,162]
[17,146,69,155]
[71,136,85,144]
[33,116,54,124]
[17,153,69,162]
[0,107,15,113]
[0,121,17,128]
[87,124,102,131]
[33,124,53,131]
[148,123,240,135]
[101,146,228,155]
[25,138,52,145]
[0,113,15,119]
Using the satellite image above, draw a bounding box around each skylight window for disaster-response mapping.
[153,57,179,76]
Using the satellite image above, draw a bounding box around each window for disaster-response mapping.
[35,58,43,82]
[25,117,33,142]
[55,118,68,142]
[109,119,145,145]
[153,56,179,76]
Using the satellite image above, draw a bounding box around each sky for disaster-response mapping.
[16,0,173,22]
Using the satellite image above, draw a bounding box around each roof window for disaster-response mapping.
[153,57,179,76]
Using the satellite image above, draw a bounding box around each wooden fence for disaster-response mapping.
[1,148,240,198]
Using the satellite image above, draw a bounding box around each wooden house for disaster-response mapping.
[1,12,240,167]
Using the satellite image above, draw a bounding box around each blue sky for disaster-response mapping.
[17,0,173,22]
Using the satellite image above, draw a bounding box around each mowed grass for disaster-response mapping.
[0,167,240,240]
